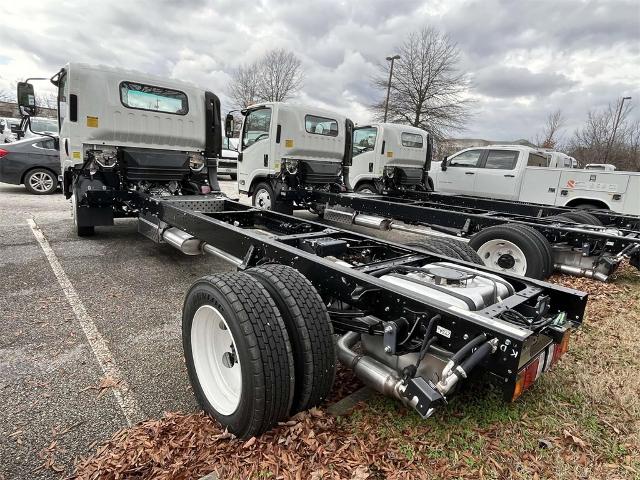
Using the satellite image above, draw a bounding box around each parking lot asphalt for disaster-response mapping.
[0,180,425,480]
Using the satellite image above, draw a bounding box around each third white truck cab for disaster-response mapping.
[348,123,432,194]
[585,163,616,171]
[219,136,238,179]
[235,102,353,212]
[431,145,640,215]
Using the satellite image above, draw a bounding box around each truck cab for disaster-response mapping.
[18,62,223,236]
[348,123,432,194]
[235,103,353,211]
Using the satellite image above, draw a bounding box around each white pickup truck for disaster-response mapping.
[430,145,640,215]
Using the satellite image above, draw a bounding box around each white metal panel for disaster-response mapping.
[62,63,207,171]
[518,168,563,205]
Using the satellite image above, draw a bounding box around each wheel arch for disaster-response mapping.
[565,197,610,210]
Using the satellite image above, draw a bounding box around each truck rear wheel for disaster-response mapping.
[469,225,551,279]
[406,237,483,265]
[248,264,336,414]
[182,272,295,439]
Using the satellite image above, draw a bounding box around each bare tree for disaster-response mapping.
[36,92,58,110]
[228,49,303,109]
[256,49,303,102]
[229,63,260,109]
[535,110,565,149]
[568,100,639,171]
[370,26,473,139]
[0,89,15,102]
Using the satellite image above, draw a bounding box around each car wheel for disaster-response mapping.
[24,169,58,195]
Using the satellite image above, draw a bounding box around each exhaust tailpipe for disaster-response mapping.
[162,227,243,266]
[336,332,406,401]
[554,264,609,282]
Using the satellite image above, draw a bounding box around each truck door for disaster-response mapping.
[237,106,273,193]
[437,148,482,194]
[473,149,520,199]
[350,126,378,188]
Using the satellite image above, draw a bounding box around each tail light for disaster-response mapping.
[0,148,8,158]
[512,331,570,401]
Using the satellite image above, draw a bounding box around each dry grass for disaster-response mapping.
[72,265,640,479]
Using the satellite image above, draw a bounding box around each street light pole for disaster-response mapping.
[384,55,400,122]
[604,96,632,163]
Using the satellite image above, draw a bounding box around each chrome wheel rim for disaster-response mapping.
[191,305,242,415]
[29,172,54,193]
[477,239,527,275]
[358,188,375,194]
[255,188,272,209]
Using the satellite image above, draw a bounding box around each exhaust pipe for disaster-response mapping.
[336,332,407,401]
[162,227,243,266]
[555,264,609,282]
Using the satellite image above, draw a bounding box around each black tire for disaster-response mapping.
[555,211,603,227]
[433,237,484,265]
[405,239,459,260]
[248,264,336,414]
[182,272,295,439]
[574,202,608,212]
[501,224,554,278]
[24,168,58,195]
[252,181,293,215]
[355,182,377,194]
[469,225,549,279]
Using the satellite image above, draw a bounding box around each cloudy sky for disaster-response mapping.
[2,0,638,140]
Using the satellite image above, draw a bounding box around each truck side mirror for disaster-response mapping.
[17,82,37,117]
[224,113,235,139]
[441,157,448,171]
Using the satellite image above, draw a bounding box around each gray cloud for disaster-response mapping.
[0,0,638,141]
[473,66,576,98]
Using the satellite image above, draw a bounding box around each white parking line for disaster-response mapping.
[27,218,144,426]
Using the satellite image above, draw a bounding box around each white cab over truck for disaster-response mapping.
[430,145,640,215]
[348,123,432,194]
[235,102,353,212]
[37,62,223,235]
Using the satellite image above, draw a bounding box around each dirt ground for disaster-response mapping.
[1,180,638,479]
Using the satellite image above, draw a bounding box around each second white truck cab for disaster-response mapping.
[431,145,640,215]
[545,150,578,169]
[235,102,353,211]
[348,123,432,194]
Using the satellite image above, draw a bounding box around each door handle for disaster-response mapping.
[504,174,515,177]
[465,171,475,175]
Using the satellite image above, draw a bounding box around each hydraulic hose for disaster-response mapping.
[459,341,494,375]
[450,333,487,365]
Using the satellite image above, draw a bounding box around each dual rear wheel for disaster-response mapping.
[183,266,336,439]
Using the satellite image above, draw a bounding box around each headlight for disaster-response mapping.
[189,153,206,172]
[384,166,395,178]
[284,159,299,175]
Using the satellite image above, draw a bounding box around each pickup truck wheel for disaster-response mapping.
[556,211,603,227]
[469,225,548,279]
[355,183,377,194]
[248,264,336,414]
[182,272,295,439]
[72,186,95,237]
[24,168,58,195]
